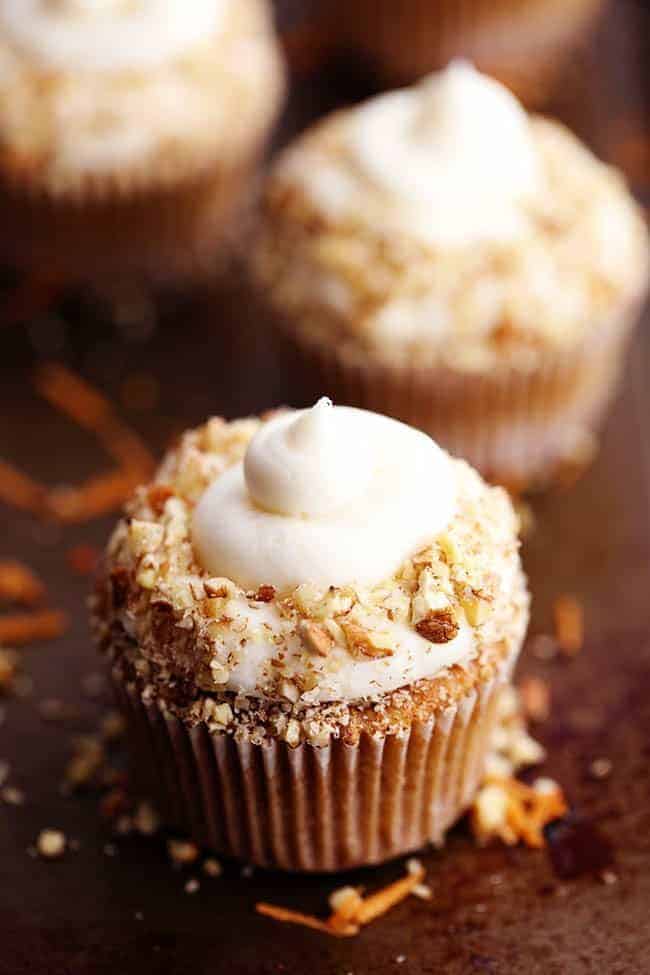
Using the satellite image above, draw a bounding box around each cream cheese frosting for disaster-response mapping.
[97,412,528,706]
[288,60,541,247]
[191,399,457,591]
[0,0,227,72]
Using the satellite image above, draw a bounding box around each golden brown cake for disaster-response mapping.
[253,63,650,488]
[0,0,285,283]
[93,401,529,870]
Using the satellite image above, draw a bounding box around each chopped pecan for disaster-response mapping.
[415,609,459,643]
[299,620,333,657]
[253,584,276,603]
[341,622,393,659]
[147,484,174,516]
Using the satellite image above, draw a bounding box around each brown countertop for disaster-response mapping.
[1,3,649,972]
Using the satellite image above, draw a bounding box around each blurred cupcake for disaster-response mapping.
[333,0,604,106]
[0,0,285,283]
[93,400,529,870]
[253,62,649,489]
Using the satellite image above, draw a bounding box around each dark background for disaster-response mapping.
[1,2,650,972]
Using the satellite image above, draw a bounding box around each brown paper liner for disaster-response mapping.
[0,148,268,287]
[278,296,643,490]
[334,0,604,105]
[112,667,508,872]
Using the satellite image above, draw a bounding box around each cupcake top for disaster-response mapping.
[96,402,527,715]
[255,61,649,373]
[0,0,284,189]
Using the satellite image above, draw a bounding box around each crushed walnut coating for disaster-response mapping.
[253,113,649,374]
[93,413,528,746]
[0,0,284,193]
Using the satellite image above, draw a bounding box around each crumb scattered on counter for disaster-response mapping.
[553,595,584,656]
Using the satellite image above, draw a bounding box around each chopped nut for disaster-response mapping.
[588,757,612,781]
[554,595,584,656]
[530,634,559,660]
[460,594,490,627]
[342,622,393,659]
[202,857,222,877]
[64,736,105,790]
[36,829,66,859]
[1,785,25,805]
[298,619,333,657]
[207,701,233,727]
[168,838,199,866]
[284,718,301,747]
[253,585,276,603]
[100,711,126,742]
[209,660,230,685]
[519,676,551,722]
[415,609,459,643]
[128,519,164,557]
[203,578,233,599]
[133,801,159,836]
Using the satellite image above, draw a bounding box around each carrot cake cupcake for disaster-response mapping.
[0,0,285,282]
[92,398,529,870]
[333,0,604,107]
[253,62,649,488]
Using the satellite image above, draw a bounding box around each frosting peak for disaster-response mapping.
[244,397,372,518]
[192,403,456,590]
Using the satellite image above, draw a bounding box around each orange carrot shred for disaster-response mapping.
[553,595,584,656]
[0,609,68,646]
[0,460,48,515]
[355,869,424,925]
[0,561,45,605]
[256,903,357,937]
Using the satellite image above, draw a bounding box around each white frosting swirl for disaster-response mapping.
[293,61,541,247]
[0,0,227,72]
[192,400,456,590]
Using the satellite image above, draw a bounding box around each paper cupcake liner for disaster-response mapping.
[0,145,270,286]
[278,298,642,489]
[335,0,604,104]
[112,667,508,872]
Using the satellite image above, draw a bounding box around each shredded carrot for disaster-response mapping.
[256,862,426,937]
[0,460,48,515]
[0,609,68,646]
[553,595,584,656]
[256,903,357,937]
[47,469,144,523]
[0,561,45,605]
[34,362,154,478]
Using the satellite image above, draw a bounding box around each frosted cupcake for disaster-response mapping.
[333,0,604,107]
[253,62,649,489]
[93,399,529,870]
[0,0,285,282]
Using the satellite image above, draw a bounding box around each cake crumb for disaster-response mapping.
[167,838,199,866]
[588,757,612,781]
[36,829,66,859]
[553,595,584,656]
[202,857,223,877]
[519,676,550,722]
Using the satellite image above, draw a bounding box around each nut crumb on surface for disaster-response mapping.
[36,829,66,859]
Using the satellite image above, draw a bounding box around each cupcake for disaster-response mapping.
[332,0,604,107]
[93,398,529,871]
[253,63,649,489]
[0,0,285,283]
